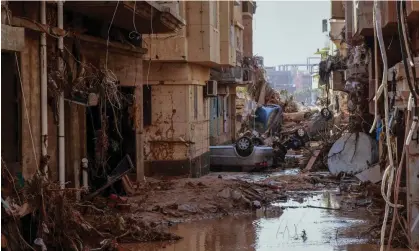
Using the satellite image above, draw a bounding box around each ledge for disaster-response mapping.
[11,17,147,55]
[65,1,186,34]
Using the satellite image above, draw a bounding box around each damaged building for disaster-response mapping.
[142,0,257,177]
[1,1,185,190]
[325,0,419,248]
[1,0,259,189]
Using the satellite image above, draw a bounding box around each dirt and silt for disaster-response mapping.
[114,169,407,251]
[3,164,409,251]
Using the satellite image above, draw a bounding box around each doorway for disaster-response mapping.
[1,52,22,175]
[85,86,135,192]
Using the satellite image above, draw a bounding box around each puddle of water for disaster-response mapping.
[209,168,301,183]
[122,191,394,251]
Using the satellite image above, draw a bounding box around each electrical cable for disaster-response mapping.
[369,8,379,134]
[401,0,419,96]
[397,0,417,109]
[105,1,120,70]
[374,2,401,251]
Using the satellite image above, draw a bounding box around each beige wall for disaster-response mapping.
[143,62,210,163]
[243,14,253,57]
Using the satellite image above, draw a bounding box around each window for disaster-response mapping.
[226,95,230,117]
[212,0,218,28]
[143,86,152,126]
[194,85,198,119]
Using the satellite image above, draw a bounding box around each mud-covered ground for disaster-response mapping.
[114,169,398,251]
[116,169,383,229]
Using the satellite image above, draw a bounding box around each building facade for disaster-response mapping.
[1,1,184,187]
[327,1,419,247]
[142,0,257,177]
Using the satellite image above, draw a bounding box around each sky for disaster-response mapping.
[253,1,331,67]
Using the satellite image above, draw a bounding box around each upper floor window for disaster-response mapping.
[211,0,218,28]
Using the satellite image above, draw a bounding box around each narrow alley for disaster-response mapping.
[1,1,418,251]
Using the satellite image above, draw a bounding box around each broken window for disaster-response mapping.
[143,85,152,126]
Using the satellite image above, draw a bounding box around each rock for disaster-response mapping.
[178,204,198,214]
[166,203,178,210]
[231,190,243,200]
[252,200,262,209]
[217,188,232,199]
[199,204,218,213]
[151,205,160,211]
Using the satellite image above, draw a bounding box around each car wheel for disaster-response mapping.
[295,128,307,139]
[321,107,332,120]
[235,136,254,157]
[273,142,287,160]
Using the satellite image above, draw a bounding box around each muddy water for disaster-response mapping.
[122,190,398,251]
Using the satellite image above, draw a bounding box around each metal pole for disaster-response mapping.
[57,0,65,188]
[40,1,48,177]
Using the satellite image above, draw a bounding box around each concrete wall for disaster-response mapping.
[142,62,211,177]
[242,11,253,57]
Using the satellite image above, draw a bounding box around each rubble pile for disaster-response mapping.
[129,176,284,223]
[1,173,180,251]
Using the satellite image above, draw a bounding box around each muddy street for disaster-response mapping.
[2,0,419,250]
[120,170,395,251]
[116,170,398,251]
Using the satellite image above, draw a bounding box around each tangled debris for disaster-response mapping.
[1,173,180,251]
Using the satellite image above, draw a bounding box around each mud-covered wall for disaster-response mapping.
[15,28,144,183]
[143,62,211,164]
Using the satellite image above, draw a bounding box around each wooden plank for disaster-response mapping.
[304,150,321,172]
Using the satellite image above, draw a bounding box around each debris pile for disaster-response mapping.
[1,173,180,251]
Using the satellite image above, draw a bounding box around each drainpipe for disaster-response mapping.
[40,1,48,177]
[57,0,65,188]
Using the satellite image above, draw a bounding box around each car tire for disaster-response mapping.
[295,128,307,139]
[235,136,254,157]
[321,107,332,120]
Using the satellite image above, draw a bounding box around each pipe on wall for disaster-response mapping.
[40,1,48,177]
[57,0,65,188]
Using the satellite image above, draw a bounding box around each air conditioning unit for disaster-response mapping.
[205,80,218,97]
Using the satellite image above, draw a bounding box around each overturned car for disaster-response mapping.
[210,104,332,172]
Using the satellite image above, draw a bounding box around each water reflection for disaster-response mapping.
[122,192,382,251]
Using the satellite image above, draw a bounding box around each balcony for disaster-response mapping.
[242,1,256,16]
[211,67,243,84]
[353,1,397,37]
[65,1,185,34]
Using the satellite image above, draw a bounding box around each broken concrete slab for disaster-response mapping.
[355,164,382,183]
[327,132,378,175]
